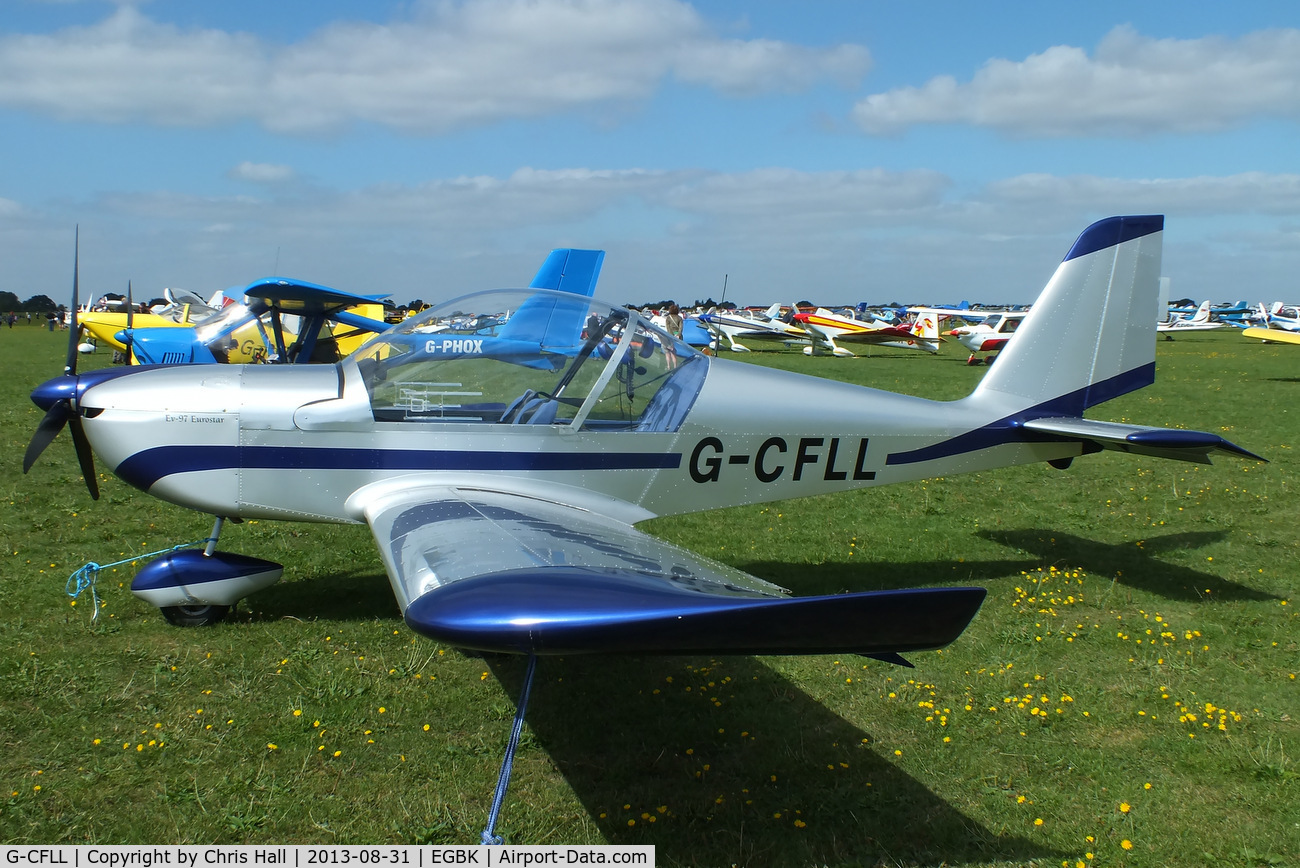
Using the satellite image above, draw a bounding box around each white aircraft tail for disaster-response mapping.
[971,215,1163,417]
[910,313,940,342]
[1189,300,1213,324]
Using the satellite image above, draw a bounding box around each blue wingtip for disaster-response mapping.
[404,568,986,658]
[1064,215,1163,263]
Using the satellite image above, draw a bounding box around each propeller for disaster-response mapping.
[23,227,100,500]
[122,279,134,362]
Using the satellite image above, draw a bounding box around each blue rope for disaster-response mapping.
[480,653,538,845]
[66,537,215,623]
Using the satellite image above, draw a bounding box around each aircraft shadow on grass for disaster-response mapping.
[240,569,1060,862]
[488,654,1063,867]
[243,568,399,623]
[977,529,1279,603]
[736,527,1277,605]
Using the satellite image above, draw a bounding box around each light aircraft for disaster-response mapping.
[125,279,392,365]
[1253,301,1300,332]
[946,311,1027,365]
[793,307,942,357]
[1155,300,1225,339]
[77,287,218,354]
[697,303,810,352]
[118,248,604,367]
[1242,302,1300,344]
[25,216,1260,658]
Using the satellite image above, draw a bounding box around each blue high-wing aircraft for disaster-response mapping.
[24,217,1260,655]
[124,248,606,366]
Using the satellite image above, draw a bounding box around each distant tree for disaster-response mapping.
[147,298,168,309]
[0,290,20,311]
[22,294,58,312]
[796,300,814,309]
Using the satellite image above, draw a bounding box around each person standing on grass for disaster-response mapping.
[665,302,683,339]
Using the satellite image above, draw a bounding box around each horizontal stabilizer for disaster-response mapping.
[404,568,986,657]
[1023,417,1265,464]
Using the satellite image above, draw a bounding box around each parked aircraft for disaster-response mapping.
[697,303,809,352]
[946,311,1027,365]
[126,279,393,365]
[1155,300,1225,339]
[1242,302,1300,344]
[25,216,1259,659]
[793,307,942,357]
[1254,302,1300,332]
[78,287,218,354]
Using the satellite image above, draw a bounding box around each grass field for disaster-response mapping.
[0,323,1295,867]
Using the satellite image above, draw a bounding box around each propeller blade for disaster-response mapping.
[64,227,80,376]
[69,416,100,500]
[22,403,72,473]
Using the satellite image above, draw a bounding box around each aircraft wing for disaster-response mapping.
[1022,417,1266,464]
[359,486,985,658]
[243,278,391,313]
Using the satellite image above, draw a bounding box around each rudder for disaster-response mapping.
[971,215,1163,417]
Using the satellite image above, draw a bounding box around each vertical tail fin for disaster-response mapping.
[501,249,606,348]
[971,215,1163,416]
[911,314,940,342]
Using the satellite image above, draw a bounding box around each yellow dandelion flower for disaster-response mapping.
[1119,802,1130,813]
[1121,840,1133,851]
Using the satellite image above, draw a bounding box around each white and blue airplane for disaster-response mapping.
[25,216,1260,661]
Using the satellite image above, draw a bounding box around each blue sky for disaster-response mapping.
[3,0,1299,307]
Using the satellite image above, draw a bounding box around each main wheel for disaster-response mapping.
[160,604,231,627]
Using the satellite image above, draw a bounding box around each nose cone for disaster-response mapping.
[31,375,78,411]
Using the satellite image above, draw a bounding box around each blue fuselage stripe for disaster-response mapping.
[116,446,682,490]
[885,363,1155,467]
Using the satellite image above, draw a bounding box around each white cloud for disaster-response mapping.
[0,0,870,134]
[853,25,1300,137]
[985,172,1300,216]
[228,162,296,184]
[9,167,1300,305]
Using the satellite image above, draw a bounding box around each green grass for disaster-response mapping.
[1,325,1296,867]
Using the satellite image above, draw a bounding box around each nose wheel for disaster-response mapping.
[132,518,282,627]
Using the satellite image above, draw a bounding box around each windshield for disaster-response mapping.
[191,301,287,363]
[346,288,705,431]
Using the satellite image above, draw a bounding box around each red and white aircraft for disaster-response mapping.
[947,311,1027,365]
[793,308,942,357]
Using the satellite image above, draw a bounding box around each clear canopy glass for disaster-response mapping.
[345,289,705,432]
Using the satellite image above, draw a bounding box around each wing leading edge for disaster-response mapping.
[359,487,985,658]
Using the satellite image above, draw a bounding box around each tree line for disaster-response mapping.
[0,291,62,313]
